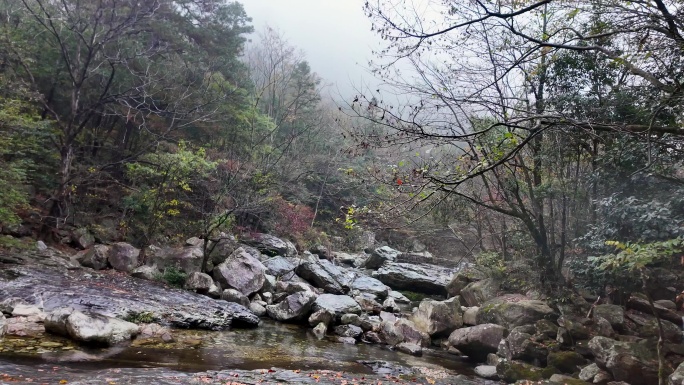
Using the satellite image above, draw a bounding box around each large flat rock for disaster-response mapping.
[371,262,456,295]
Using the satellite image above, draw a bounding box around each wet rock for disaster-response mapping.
[372,262,455,295]
[265,291,317,322]
[131,265,159,281]
[474,365,499,380]
[312,322,327,339]
[2,264,259,330]
[138,323,174,342]
[363,246,400,269]
[463,307,479,326]
[5,315,45,337]
[312,294,362,321]
[589,336,659,385]
[410,297,463,337]
[334,324,363,339]
[476,295,556,328]
[76,244,110,270]
[107,242,140,272]
[379,318,430,347]
[363,330,383,344]
[261,256,298,280]
[0,314,6,337]
[296,259,350,294]
[51,310,140,346]
[595,304,625,332]
[242,233,297,257]
[350,275,390,300]
[308,309,334,327]
[44,307,73,336]
[396,342,422,356]
[448,324,507,362]
[461,279,500,307]
[185,272,214,293]
[212,247,266,296]
[336,336,356,344]
[221,289,250,307]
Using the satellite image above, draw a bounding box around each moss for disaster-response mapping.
[399,291,427,302]
[124,311,157,324]
[547,350,587,374]
[499,361,545,382]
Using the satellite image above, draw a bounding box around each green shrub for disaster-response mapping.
[158,266,187,288]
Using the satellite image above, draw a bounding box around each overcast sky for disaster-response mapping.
[241,0,383,99]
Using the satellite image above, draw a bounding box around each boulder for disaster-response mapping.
[45,309,139,346]
[410,297,463,337]
[547,351,587,374]
[312,322,327,339]
[476,295,556,328]
[265,291,317,322]
[364,246,400,269]
[446,273,474,298]
[463,307,479,326]
[206,236,240,266]
[0,314,7,337]
[312,294,362,321]
[146,246,204,274]
[341,313,360,325]
[461,278,500,307]
[184,272,215,293]
[249,302,267,317]
[382,297,400,313]
[372,262,455,295]
[76,244,110,270]
[242,233,297,257]
[448,323,507,362]
[579,363,610,383]
[221,289,250,307]
[138,323,174,343]
[594,304,625,332]
[131,265,159,281]
[627,295,682,325]
[296,259,351,294]
[498,326,550,366]
[388,290,411,304]
[495,360,547,383]
[474,365,499,380]
[261,256,298,280]
[625,310,682,343]
[379,318,430,347]
[396,342,422,356]
[588,336,659,385]
[334,324,363,339]
[335,252,368,268]
[71,228,95,250]
[275,280,316,295]
[12,304,44,318]
[670,361,684,385]
[308,309,334,327]
[107,242,140,273]
[212,247,266,296]
[350,275,390,300]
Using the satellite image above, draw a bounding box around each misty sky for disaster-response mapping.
[241,0,383,99]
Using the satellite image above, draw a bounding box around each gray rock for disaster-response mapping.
[364,246,400,269]
[275,280,316,295]
[336,336,356,344]
[213,247,266,296]
[248,302,267,317]
[185,237,203,247]
[547,350,587,374]
[308,309,334,327]
[625,310,682,343]
[184,272,215,293]
[476,295,556,328]
[595,304,625,332]
[312,322,327,339]
[131,265,159,281]
[655,299,676,310]
[335,252,367,268]
[242,233,297,257]
[372,262,455,295]
[341,313,360,325]
[334,324,363,339]
[76,244,110,270]
[107,242,140,273]
[410,297,463,337]
[296,259,350,294]
[497,326,548,365]
[44,307,74,336]
[36,241,48,251]
[388,290,411,304]
[396,342,422,356]
[72,228,95,250]
[350,275,390,300]
[446,273,473,298]
[474,365,498,380]
[363,330,383,344]
[146,246,204,274]
[448,324,507,362]
[46,309,139,346]
[265,291,317,322]
[261,256,298,280]
[461,278,500,307]
[579,363,610,382]
[379,318,430,347]
[589,336,659,385]
[262,275,276,293]
[0,313,7,337]
[463,307,479,326]
[221,289,250,307]
[670,361,684,385]
[12,304,44,318]
[312,294,362,320]
[382,297,399,313]
[354,295,382,314]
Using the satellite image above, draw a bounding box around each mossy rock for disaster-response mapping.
[547,350,587,374]
[497,360,557,382]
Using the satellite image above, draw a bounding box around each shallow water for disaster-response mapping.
[0,320,475,376]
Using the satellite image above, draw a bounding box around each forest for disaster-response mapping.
[0,1,684,383]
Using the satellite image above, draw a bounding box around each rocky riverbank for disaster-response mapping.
[2,232,684,384]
